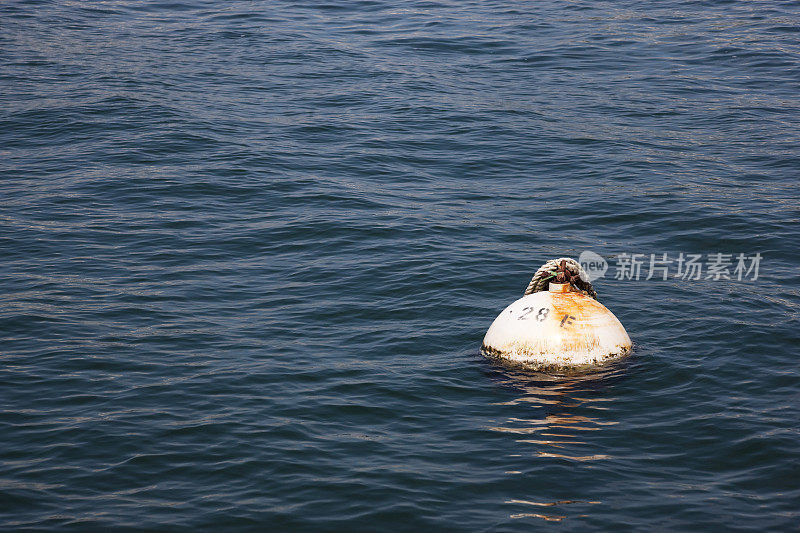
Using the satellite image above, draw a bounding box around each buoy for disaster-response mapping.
[482,259,631,368]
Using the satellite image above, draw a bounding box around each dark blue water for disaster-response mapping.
[2,0,799,530]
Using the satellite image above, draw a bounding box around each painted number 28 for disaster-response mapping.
[519,307,549,321]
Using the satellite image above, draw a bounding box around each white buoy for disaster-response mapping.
[482,282,631,368]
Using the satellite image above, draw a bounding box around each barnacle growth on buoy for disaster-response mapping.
[482,258,631,369]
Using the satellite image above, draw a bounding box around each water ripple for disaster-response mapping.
[1,0,799,530]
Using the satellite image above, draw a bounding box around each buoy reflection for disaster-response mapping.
[484,360,629,522]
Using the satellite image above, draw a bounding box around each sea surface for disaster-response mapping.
[1,0,799,530]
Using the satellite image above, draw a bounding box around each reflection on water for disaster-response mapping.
[485,360,629,522]
[506,499,602,522]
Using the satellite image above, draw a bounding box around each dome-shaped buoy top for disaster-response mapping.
[482,262,631,368]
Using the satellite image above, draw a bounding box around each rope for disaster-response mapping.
[523,257,598,300]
